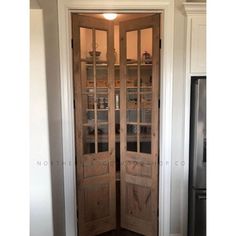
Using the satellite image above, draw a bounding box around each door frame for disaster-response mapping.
[58,1,175,236]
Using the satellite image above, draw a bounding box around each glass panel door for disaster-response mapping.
[119,14,160,236]
[72,14,116,236]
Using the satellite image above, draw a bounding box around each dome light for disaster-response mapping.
[103,13,117,21]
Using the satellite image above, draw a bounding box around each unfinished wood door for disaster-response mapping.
[72,14,116,236]
[119,15,160,236]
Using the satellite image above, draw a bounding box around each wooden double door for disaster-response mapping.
[72,13,160,236]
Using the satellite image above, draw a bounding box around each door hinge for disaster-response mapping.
[159,39,162,49]
[71,39,73,49]
[158,99,160,108]
[73,99,76,109]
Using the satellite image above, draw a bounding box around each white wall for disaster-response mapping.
[35,0,66,235]
[30,9,54,236]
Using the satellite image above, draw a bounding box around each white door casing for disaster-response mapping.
[182,3,206,236]
[57,1,175,236]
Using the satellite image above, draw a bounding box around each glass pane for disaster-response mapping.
[96,30,107,62]
[140,109,152,124]
[96,65,108,87]
[86,94,94,110]
[81,93,95,124]
[127,67,138,87]
[80,27,92,62]
[141,28,152,64]
[85,64,94,88]
[81,59,93,89]
[83,126,95,154]
[140,93,152,109]
[115,68,120,88]
[98,125,108,152]
[127,31,137,63]
[127,88,138,93]
[97,93,108,110]
[127,124,137,135]
[140,125,151,154]
[97,110,108,123]
[141,65,152,87]
[140,87,152,93]
[127,92,138,109]
[86,111,95,125]
[127,110,137,123]
[127,124,137,152]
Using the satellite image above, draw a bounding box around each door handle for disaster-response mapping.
[197,195,206,200]
[203,137,206,163]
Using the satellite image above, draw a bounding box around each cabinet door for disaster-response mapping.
[190,16,206,73]
[72,14,116,236]
[120,15,160,236]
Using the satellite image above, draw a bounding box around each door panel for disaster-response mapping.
[195,190,206,236]
[120,15,160,236]
[72,14,116,236]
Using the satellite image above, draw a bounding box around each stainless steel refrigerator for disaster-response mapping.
[188,77,206,236]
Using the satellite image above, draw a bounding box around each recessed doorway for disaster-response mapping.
[71,13,161,236]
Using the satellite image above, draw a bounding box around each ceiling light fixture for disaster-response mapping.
[103,13,117,21]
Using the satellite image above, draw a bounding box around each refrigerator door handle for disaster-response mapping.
[197,194,206,200]
[203,137,206,163]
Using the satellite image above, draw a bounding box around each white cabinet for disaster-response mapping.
[185,3,206,74]
[190,15,206,73]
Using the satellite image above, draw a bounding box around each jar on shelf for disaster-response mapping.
[99,97,105,109]
[104,97,108,109]
[114,49,118,64]
[88,96,94,109]
[142,51,152,64]
[115,94,119,109]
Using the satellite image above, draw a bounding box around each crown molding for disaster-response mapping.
[183,2,206,15]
